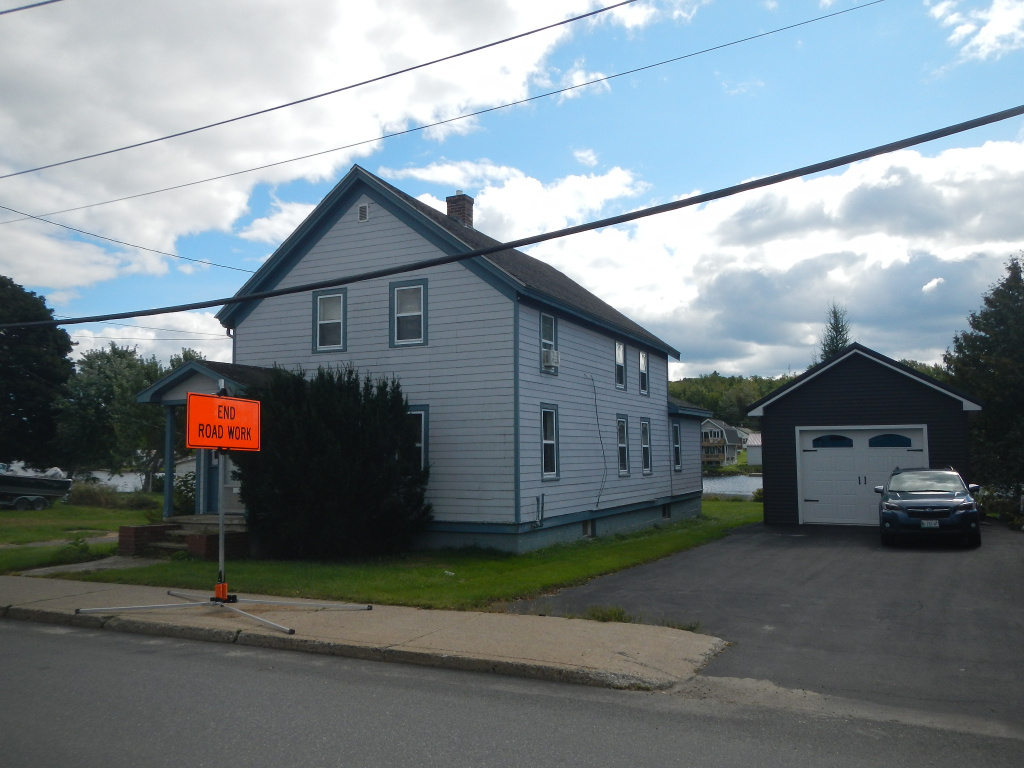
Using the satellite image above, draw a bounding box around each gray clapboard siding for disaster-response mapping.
[233,198,519,524]
[517,305,683,521]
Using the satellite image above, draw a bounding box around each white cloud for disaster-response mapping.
[928,0,1024,60]
[0,1,651,296]
[574,148,599,166]
[238,200,316,245]
[69,312,232,365]
[556,60,612,103]
[922,277,945,292]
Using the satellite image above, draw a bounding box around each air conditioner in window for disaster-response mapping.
[542,349,560,368]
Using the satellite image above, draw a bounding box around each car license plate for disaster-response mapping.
[921,520,939,528]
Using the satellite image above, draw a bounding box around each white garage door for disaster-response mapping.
[797,426,928,525]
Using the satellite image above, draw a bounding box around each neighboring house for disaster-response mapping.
[744,432,762,466]
[140,165,710,552]
[745,343,981,526]
[700,418,742,466]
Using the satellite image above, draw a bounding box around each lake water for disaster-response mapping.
[703,474,763,496]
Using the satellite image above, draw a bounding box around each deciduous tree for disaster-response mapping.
[0,276,73,466]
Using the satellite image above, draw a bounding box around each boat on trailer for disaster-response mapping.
[0,464,73,510]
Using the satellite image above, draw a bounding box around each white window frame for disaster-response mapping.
[314,289,345,352]
[616,415,629,475]
[639,351,649,395]
[540,313,557,374]
[641,419,652,475]
[541,404,559,479]
[615,341,626,390]
[672,423,682,471]
[391,280,427,346]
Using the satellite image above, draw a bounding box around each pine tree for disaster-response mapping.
[945,255,1024,497]
[813,300,852,365]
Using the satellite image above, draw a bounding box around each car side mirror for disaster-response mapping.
[968,484,980,494]
[874,486,884,493]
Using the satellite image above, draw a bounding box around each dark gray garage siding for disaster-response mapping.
[760,353,974,526]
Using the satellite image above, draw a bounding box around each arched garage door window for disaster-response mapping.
[868,433,912,448]
[812,434,853,448]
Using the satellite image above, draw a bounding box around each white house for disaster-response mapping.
[140,166,710,552]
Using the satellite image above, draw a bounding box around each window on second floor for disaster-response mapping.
[639,351,649,395]
[672,423,682,471]
[391,280,427,346]
[540,313,558,374]
[614,341,626,389]
[313,289,346,352]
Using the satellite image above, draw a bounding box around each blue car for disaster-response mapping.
[875,467,982,548]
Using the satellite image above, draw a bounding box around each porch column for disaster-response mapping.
[163,405,175,518]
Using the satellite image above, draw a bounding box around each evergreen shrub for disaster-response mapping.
[231,366,431,559]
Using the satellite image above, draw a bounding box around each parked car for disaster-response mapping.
[875,467,981,547]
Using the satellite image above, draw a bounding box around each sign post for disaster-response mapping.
[76,388,371,632]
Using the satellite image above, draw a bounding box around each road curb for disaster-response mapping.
[1,604,673,690]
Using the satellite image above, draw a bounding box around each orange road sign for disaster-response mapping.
[186,392,261,452]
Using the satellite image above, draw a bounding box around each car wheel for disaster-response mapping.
[13,497,32,511]
[966,531,982,548]
[31,497,48,511]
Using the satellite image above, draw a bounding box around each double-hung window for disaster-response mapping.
[672,423,682,471]
[391,280,427,346]
[314,289,346,352]
[640,419,652,474]
[616,415,629,475]
[638,351,649,395]
[540,313,558,373]
[541,404,559,478]
[614,342,626,389]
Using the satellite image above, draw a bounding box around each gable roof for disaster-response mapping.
[137,360,274,404]
[668,395,712,419]
[215,165,678,357]
[745,343,982,416]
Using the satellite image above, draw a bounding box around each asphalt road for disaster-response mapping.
[2,620,1021,767]
[519,522,1024,732]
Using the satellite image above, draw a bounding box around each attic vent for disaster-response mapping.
[357,204,369,222]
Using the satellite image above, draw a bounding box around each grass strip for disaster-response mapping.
[0,542,118,575]
[58,502,761,610]
[0,504,150,545]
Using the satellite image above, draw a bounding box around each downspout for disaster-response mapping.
[586,373,607,510]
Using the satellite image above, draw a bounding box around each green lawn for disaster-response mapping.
[0,542,119,575]
[57,501,762,610]
[0,503,150,545]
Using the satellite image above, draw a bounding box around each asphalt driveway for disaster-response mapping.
[522,521,1024,727]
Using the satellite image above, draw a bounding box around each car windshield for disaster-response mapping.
[888,471,966,493]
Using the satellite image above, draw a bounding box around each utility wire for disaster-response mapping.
[0,0,887,226]
[4,101,1021,331]
[0,0,64,16]
[0,1,636,181]
[58,317,227,337]
[0,202,255,273]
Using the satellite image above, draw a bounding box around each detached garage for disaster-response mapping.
[746,344,981,526]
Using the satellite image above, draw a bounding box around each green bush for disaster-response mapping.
[66,481,121,508]
[752,487,764,503]
[173,471,196,515]
[232,367,431,559]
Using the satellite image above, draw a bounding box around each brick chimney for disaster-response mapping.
[446,190,474,228]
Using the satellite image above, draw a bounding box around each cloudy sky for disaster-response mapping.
[1,0,1021,378]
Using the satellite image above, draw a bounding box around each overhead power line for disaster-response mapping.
[4,101,1021,331]
[0,1,636,182]
[0,202,255,273]
[0,0,886,226]
[0,0,64,16]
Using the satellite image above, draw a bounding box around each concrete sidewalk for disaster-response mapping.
[0,574,726,690]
